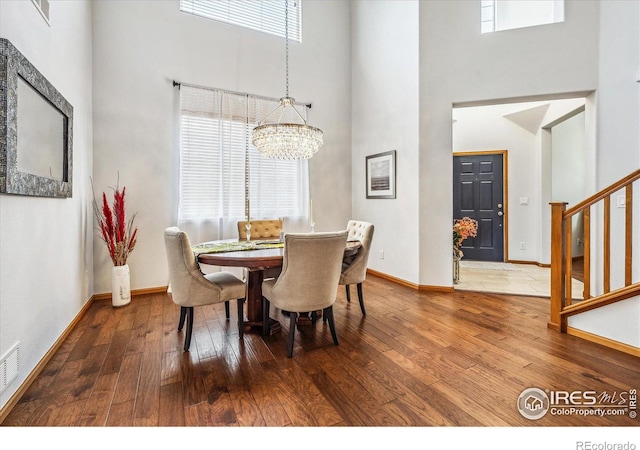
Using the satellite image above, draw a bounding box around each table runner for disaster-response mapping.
[192,240,284,255]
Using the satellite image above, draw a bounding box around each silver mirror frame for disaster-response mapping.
[0,38,73,198]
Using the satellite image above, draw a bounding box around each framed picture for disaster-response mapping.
[366,150,396,199]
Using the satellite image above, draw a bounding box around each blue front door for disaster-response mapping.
[453,153,505,262]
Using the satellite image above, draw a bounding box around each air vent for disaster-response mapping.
[0,343,20,393]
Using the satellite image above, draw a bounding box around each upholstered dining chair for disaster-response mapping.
[164,227,246,352]
[339,220,374,316]
[262,231,348,358]
[237,218,283,241]
[237,218,284,279]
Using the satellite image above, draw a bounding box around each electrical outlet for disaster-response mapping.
[379,250,384,260]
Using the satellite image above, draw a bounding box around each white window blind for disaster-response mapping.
[180,0,302,42]
[178,85,309,226]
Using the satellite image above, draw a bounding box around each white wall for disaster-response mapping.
[351,0,420,284]
[551,111,586,206]
[0,1,93,409]
[551,110,586,256]
[91,0,352,294]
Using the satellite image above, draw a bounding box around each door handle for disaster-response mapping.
[498,211,503,216]
[498,203,503,209]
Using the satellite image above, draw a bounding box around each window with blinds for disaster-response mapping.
[179,0,302,42]
[178,85,309,223]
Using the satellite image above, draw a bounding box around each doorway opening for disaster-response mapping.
[452,94,593,296]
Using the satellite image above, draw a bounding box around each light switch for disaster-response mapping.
[617,195,626,208]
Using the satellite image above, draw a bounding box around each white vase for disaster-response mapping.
[112,264,131,307]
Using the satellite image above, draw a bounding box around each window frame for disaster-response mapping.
[481,0,565,34]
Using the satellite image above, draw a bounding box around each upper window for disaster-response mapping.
[180,0,302,42]
[481,0,564,34]
[31,0,51,25]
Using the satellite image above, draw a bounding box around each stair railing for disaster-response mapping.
[549,169,640,332]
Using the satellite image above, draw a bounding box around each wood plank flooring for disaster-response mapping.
[2,275,639,428]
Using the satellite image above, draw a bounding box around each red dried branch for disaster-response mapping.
[92,176,138,266]
[102,192,115,241]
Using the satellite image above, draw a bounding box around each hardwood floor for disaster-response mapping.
[2,274,638,429]
[572,256,584,282]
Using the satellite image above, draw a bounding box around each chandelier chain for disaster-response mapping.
[285,0,289,98]
[245,95,250,221]
[251,0,324,160]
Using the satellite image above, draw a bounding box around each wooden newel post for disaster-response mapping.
[549,202,568,332]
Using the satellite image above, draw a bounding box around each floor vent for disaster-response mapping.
[0,343,20,394]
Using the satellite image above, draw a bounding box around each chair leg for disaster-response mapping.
[324,305,339,346]
[224,301,230,319]
[184,306,194,352]
[357,283,366,316]
[178,306,187,331]
[237,298,245,338]
[345,285,351,303]
[262,297,270,336]
[286,313,296,358]
[311,310,318,324]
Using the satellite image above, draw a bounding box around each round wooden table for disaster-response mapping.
[197,240,361,335]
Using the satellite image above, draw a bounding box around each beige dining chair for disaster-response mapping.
[237,218,283,240]
[164,227,246,352]
[262,231,348,358]
[237,218,284,279]
[339,220,374,316]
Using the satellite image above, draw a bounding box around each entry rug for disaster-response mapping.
[192,240,283,255]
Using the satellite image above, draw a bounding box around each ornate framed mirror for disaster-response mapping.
[0,38,73,198]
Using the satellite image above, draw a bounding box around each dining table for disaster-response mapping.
[194,238,362,335]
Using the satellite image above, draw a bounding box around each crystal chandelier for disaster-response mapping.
[251,0,323,160]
